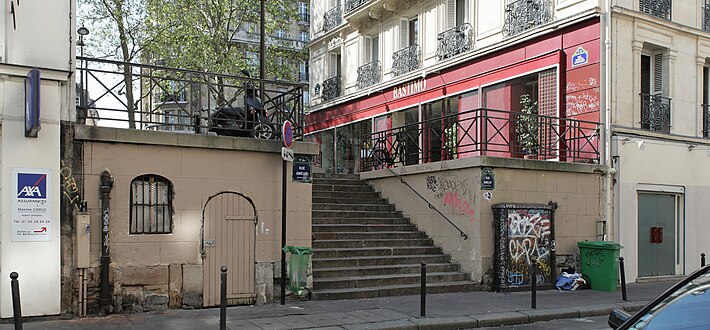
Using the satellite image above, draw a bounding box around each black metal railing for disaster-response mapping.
[323,6,342,33]
[392,45,421,77]
[321,76,341,101]
[436,23,474,61]
[75,57,305,139]
[357,60,382,89]
[299,13,310,25]
[703,104,710,138]
[345,0,369,14]
[640,0,672,20]
[704,2,710,31]
[502,0,554,37]
[640,94,671,133]
[359,107,600,172]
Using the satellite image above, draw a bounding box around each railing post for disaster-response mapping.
[420,262,427,317]
[619,257,627,301]
[220,266,227,330]
[530,259,537,309]
[10,272,22,330]
[702,253,706,267]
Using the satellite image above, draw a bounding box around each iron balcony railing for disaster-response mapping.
[345,0,369,14]
[436,23,474,61]
[640,0,672,20]
[75,57,305,139]
[359,107,600,172]
[356,60,382,90]
[323,6,342,33]
[703,104,710,138]
[391,44,421,77]
[321,76,341,101]
[704,1,710,31]
[640,94,671,133]
[502,0,554,37]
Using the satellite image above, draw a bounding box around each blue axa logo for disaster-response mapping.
[17,173,47,199]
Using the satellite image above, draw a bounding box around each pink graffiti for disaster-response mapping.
[442,191,475,219]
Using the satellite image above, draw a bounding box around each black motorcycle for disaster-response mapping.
[208,70,275,139]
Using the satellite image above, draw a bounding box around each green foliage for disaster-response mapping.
[516,93,539,154]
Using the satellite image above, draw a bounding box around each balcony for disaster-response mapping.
[391,45,421,77]
[359,108,600,172]
[704,1,710,31]
[639,0,672,20]
[640,94,671,133]
[704,104,710,138]
[357,61,381,90]
[322,76,341,102]
[436,23,474,61]
[345,0,370,14]
[323,6,342,33]
[502,0,554,37]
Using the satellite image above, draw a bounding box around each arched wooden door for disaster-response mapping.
[201,191,257,307]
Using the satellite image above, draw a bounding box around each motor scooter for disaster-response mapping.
[208,70,275,139]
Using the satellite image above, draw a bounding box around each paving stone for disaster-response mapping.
[301,314,344,327]
[225,319,263,330]
[274,315,319,328]
[246,317,291,330]
[341,319,418,330]
[328,312,368,325]
[350,310,394,323]
[410,315,479,330]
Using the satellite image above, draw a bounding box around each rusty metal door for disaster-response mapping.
[202,191,257,307]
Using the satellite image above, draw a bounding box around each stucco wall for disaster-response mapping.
[362,156,604,286]
[74,126,316,311]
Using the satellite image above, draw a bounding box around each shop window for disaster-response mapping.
[130,175,173,234]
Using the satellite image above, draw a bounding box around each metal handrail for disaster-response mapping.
[370,151,468,240]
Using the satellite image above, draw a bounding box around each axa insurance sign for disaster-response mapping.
[12,169,52,241]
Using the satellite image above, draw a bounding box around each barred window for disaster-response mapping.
[130,175,173,234]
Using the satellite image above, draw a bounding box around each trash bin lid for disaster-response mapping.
[577,240,623,250]
[282,245,313,255]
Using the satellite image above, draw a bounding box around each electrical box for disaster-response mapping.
[76,212,91,268]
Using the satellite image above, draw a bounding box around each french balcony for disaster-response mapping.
[323,6,342,34]
[502,0,554,37]
[639,0,672,20]
[391,44,421,77]
[322,76,341,102]
[436,23,474,61]
[357,61,382,90]
[640,94,671,133]
[704,1,710,31]
[703,104,710,138]
[359,108,600,172]
[345,0,370,14]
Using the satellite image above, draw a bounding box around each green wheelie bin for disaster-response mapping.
[577,241,623,292]
[282,246,312,297]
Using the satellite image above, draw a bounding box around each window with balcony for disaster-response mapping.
[323,0,342,33]
[392,17,421,77]
[323,52,342,101]
[299,2,310,24]
[703,67,709,138]
[705,1,710,31]
[640,52,671,132]
[639,0,672,20]
[502,0,553,37]
[358,35,381,89]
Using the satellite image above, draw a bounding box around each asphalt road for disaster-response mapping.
[485,315,610,329]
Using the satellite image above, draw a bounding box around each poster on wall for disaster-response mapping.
[11,169,52,241]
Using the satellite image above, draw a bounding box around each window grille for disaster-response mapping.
[130,175,173,234]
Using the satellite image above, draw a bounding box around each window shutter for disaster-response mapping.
[447,0,456,29]
[400,19,409,48]
[641,55,651,95]
[653,53,663,94]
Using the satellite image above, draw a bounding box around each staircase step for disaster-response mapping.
[312,224,416,233]
[313,281,480,300]
[313,272,469,290]
[312,191,382,199]
[312,246,441,258]
[313,178,368,186]
[313,173,359,180]
[313,203,395,212]
[312,238,431,248]
[313,197,389,205]
[313,210,403,218]
[313,184,374,192]
[312,254,451,268]
[312,231,427,240]
[313,217,411,225]
[313,263,460,278]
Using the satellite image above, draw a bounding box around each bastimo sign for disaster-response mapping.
[392,78,427,100]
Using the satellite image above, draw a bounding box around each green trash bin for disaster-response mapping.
[282,246,312,296]
[577,241,623,292]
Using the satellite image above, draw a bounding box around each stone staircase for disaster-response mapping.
[311,173,478,300]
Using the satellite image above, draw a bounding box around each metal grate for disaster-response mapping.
[436,23,474,61]
[640,94,672,133]
[130,175,173,234]
[502,0,554,37]
[391,44,421,77]
[356,60,382,90]
[703,104,710,138]
[639,0,672,20]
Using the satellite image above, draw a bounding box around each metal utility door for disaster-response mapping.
[203,192,256,307]
[637,193,677,277]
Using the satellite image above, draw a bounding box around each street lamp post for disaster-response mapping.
[77,26,90,123]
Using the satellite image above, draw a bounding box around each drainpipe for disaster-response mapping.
[99,170,114,315]
[600,0,614,241]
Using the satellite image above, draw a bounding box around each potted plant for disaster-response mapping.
[516,93,539,159]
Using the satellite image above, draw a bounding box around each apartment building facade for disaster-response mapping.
[306,0,710,284]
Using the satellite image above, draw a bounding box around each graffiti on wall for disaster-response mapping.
[442,192,476,218]
[494,205,555,290]
[426,172,475,220]
[60,160,81,209]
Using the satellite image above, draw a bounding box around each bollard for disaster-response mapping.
[420,262,427,317]
[220,266,227,330]
[702,253,706,267]
[619,257,627,301]
[531,259,538,309]
[10,272,22,330]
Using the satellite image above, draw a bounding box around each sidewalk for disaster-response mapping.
[1,280,674,330]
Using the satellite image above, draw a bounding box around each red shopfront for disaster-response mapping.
[306,18,601,174]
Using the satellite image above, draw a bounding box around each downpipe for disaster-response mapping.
[99,170,114,315]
